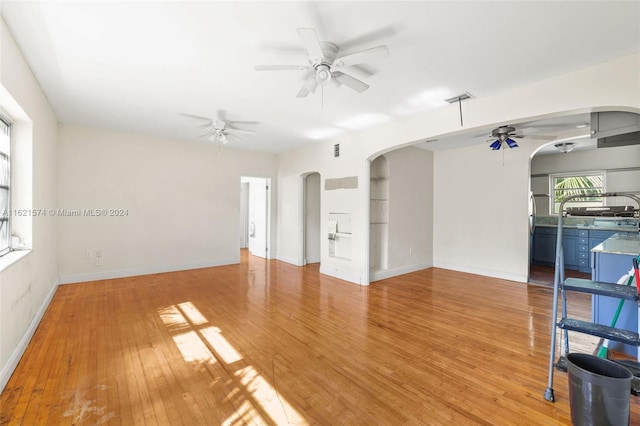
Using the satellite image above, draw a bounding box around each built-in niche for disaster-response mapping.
[328,212,352,261]
[370,155,389,272]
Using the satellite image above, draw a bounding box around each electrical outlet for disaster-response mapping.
[86,250,93,259]
[95,249,102,258]
[95,258,102,266]
[409,247,413,256]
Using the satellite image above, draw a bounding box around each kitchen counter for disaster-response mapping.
[534,215,638,233]
[591,232,640,256]
[536,223,637,233]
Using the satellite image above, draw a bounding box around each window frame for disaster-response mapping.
[0,116,11,256]
[549,171,606,215]
[0,115,13,256]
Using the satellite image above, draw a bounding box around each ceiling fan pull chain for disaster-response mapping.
[459,97,464,127]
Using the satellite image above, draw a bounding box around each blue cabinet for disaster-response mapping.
[533,227,556,264]
[563,231,579,269]
[577,230,590,272]
[532,227,580,270]
[533,227,636,272]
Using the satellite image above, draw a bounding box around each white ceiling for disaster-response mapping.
[2,1,639,153]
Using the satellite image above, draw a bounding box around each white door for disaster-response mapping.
[240,182,250,248]
[248,177,270,259]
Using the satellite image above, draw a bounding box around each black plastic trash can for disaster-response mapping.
[567,353,633,426]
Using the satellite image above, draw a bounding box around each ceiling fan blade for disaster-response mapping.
[297,76,318,98]
[199,131,214,138]
[330,78,342,88]
[297,28,325,64]
[255,65,310,71]
[226,128,256,136]
[181,112,213,122]
[332,45,390,68]
[339,26,398,52]
[332,71,369,93]
[526,135,557,141]
[228,121,260,126]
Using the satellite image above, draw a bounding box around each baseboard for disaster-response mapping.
[319,265,363,285]
[58,259,239,284]
[370,262,433,282]
[276,255,300,266]
[0,277,59,392]
[433,261,527,283]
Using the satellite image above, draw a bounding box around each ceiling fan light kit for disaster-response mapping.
[181,112,257,147]
[554,142,576,153]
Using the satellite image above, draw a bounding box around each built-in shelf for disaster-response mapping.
[370,155,389,271]
[335,232,352,238]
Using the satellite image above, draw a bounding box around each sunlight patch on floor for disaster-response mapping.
[172,331,218,364]
[201,326,243,364]
[178,301,209,326]
[158,302,308,425]
[235,366,307,425]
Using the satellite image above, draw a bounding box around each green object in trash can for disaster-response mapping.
[567,353,632,426]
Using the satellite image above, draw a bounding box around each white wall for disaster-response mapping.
[433,144,534,281]
[374,146,433,280]
[58,125,277,283]
[0,18,59,390]
[532,144,640,213]
[277,53,640,285]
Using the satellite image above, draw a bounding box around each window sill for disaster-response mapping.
[0,249,32,273]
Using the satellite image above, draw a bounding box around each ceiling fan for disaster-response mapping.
[488,126,522,150]
[255,28,390,97]
[181,112,257,144]
[487,125,557,150]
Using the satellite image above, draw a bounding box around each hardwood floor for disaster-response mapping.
[528,264,592,287]
[2,251,639,425]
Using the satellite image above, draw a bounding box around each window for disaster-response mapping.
[550,172,605,215]
[0,117,10,255]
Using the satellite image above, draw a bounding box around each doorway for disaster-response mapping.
[240,176,271,259]
[303,172,321,265]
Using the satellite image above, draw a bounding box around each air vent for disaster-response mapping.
[334,143,340,157]
[444,92,474,104]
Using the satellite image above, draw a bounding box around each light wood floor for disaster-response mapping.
[2,251,639,425]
